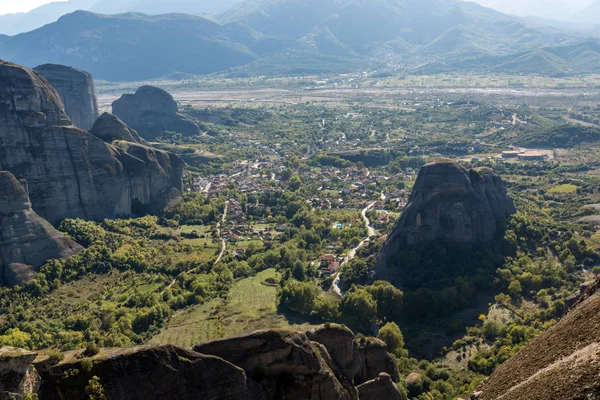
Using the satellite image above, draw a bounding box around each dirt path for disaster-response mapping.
[332,202,376,297]
[162,201,229,294]
[214,201,229,264]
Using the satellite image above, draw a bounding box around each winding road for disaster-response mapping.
[332,201,376,297]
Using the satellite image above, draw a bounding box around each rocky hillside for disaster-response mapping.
[2,325,403,400]
[474,278,600,400]
[112,85,201,140]
[0,60,183,224]
[0,171,82,286]
[33,63,100,130]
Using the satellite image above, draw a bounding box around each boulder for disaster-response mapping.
[306,324,361,386]
[33,63,99,130]
[0,171,82,286]
[90,113,145,144]
[0,60,183,224]
[0,347,40,399]
[194,329,352,400]
[37,345,264,400]
[354,338,399,384]
[112,85,201,140]
[356,373,403,400]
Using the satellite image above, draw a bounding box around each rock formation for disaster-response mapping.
[0,171,82,286]
[354,338,400,384]
[0,347,41,399]
[356,373,403,400]
[0,60,183,224]
[194,329,352,400]
[112,85,201,140]
[473,277,600,400]
[1,326,401,400]
[33,63,99,130]
[378,159,515,272]
[306,323,361,391]
[91,112,146,144]
[36,345,265,400]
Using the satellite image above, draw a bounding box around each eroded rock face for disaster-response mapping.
[379,159,514,270]
[194,330,352,400]
[0,171,82,286]
[0,347,41,399]
[307,324,361,388]
[355,338,400,385]
[37,345,264,400]
[91,112,145,144]
[33,63,99,130]
[356,373,403,400]
[112,85,201,140]
[0,60,183,224]
[390,159,514,246]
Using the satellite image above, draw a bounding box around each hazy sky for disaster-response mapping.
[0,0,68,15]
[0,0,596,17]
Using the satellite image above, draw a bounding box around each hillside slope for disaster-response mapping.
[0,11,258,81]
[475,279,600,400]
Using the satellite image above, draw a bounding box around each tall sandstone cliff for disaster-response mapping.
[0,171,82,286]
[0,60,183,224]
[112,85,201,140]
[379,159,515,274]
[33,63,99,130]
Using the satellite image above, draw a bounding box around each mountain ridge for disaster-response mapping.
[0,0,599,80]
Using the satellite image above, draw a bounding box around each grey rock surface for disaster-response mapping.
[356,373,403,400]
[0,60,183,224]
[112,85,201,140]
[91,112,145,144]
[194,329,353,400]
[33,63,99,130]
[379,159,515,272]
[0,171,82,286]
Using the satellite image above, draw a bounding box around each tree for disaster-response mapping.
[366,281,404,320]
[340,289,377,332]
[280,280,319,315]
[85,376,106,400]
[378,322,405,357]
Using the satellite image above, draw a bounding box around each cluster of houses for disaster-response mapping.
[319,253,341,275]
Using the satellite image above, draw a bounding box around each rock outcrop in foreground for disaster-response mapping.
[33,63,99,130]
[474,278,600,400]
[0,171,82,286]
[1,325,401,400]
[379,159,514,271]
[112,85,201,140]
[0,60,183,224]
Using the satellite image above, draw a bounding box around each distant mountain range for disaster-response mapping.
[1,0,600,80]
[0,0,243,36]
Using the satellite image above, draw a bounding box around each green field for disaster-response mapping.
[149,269,316,348]
[548,184,578,193]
